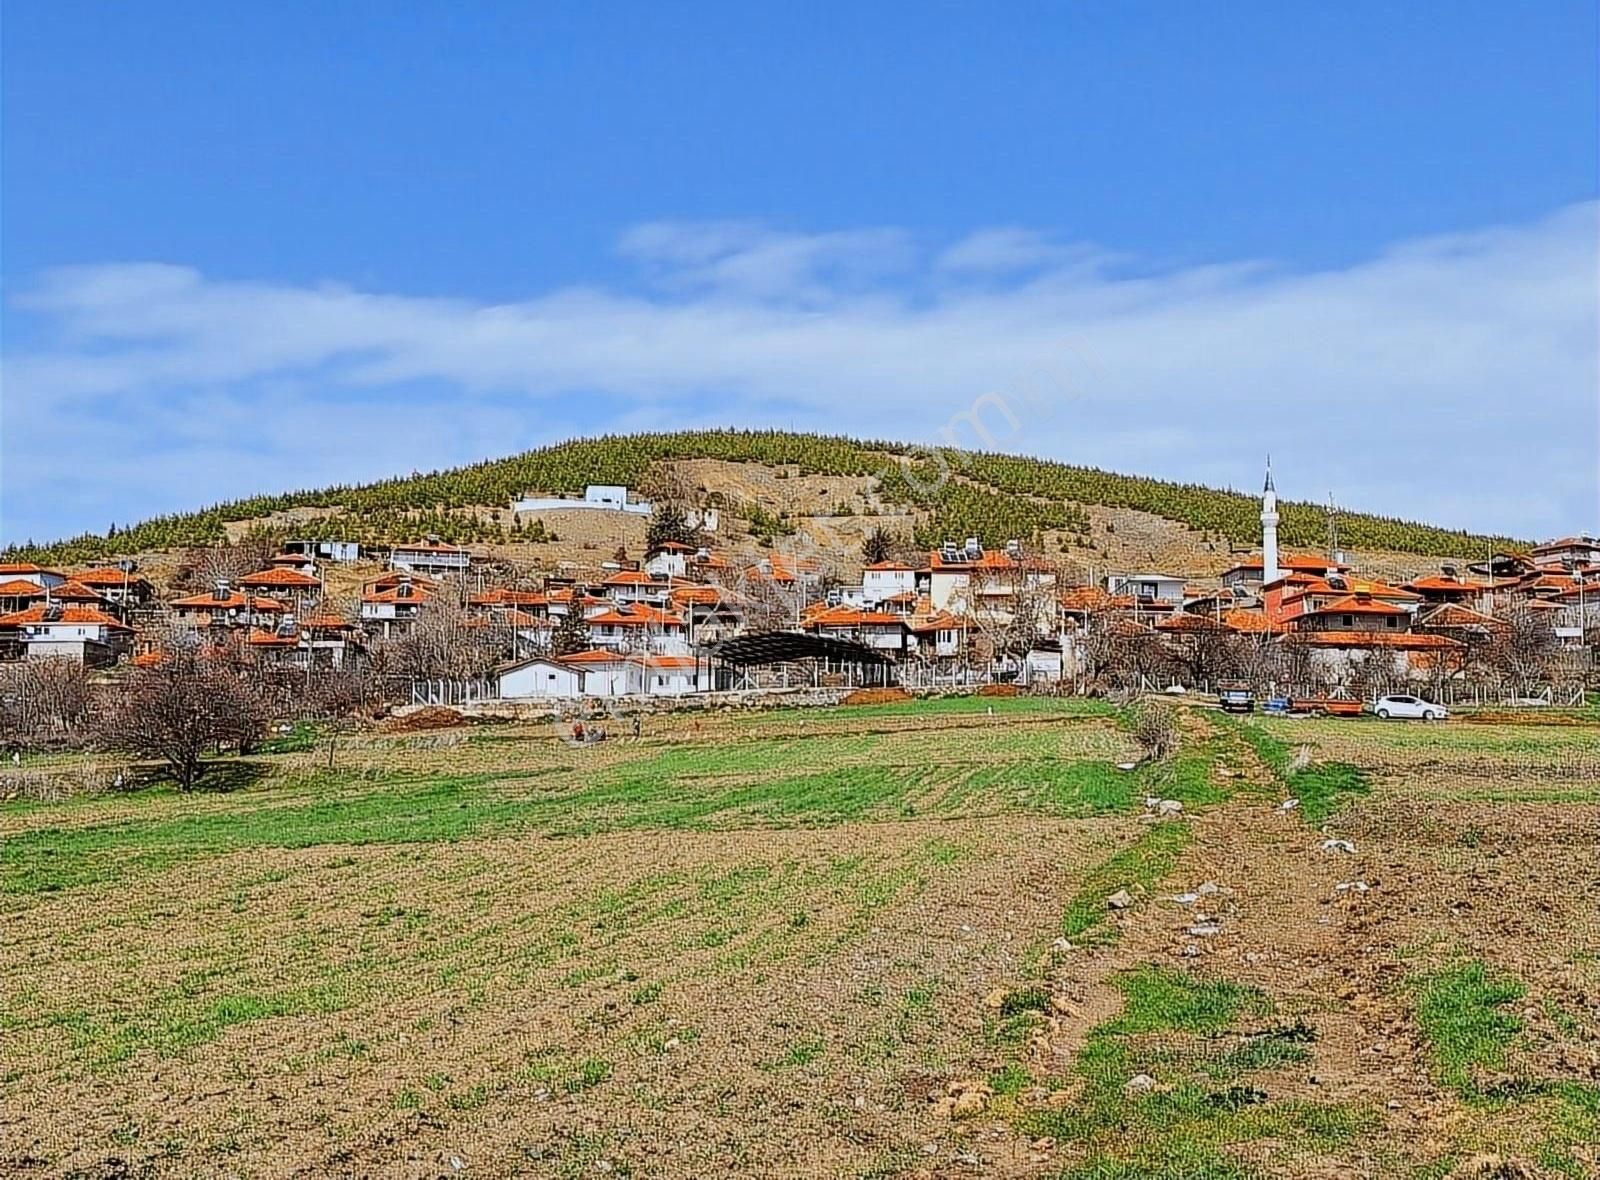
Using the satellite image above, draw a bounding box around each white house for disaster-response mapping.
[643,542,695,579]
[497,656,587,699]
[802,606,911,654]
[600,569,668,604]
[0,563,68,591]
[1106,572,1187,605]
[169,586,287,630]
[0,604,133,665]
[862,561,917,606]
[70,566,156,606]
[1532,536,1600,570]
[928,541,1056,628]
[360,579,433,636]
[389,540,471,575]
[585,603,690,653]
[286,539,362,563]
[513,484,654,516]
[907,607,967,659]
[634,653,708,696]
[824,583,869,609]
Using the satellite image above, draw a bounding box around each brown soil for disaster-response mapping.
[842,687,913,706]
[376,706,469,733]
[978,684,1021,698]
[1458,711,1593,727]
[3,818,1135,1180]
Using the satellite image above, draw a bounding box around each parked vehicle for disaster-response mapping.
[1217,681,1255,713]
[1374,694,1448,721]
[1291,696,1364,717]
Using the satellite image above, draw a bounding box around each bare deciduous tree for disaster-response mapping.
[95,648,271,790]
[956,555,1059,664]
[1131,699,1179,761]
[390,593,506,679]
[1084,621,1174,691]
[1487,603,1557,696]
[0,659,94,749]
[175,537,275,594]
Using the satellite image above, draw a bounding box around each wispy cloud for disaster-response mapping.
[3,203,1595,544]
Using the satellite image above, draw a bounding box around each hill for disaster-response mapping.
[5,430,1524,566]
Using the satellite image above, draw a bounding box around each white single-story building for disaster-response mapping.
[514,484,655,516]
[497,656,587,699]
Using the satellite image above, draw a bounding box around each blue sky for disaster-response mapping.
[3,1,1597,545]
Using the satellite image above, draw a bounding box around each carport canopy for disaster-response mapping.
[702,630,893,667]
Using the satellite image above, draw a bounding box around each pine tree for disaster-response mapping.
[550,598,592,656]
[861,527,894,565]
[645,503,697,550]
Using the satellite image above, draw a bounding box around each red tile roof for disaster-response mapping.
[1303,594,1408,617]
[0,605,131,630]
[48,581,109,602]
[1059,586,1134,613]
[0,563,62,576]
[247,629,302,648]
[1155,612,1230,632]
[1292,577,1421,601]
[1225,553,1350,575]
[929,549,1052,572]
[641,654,698,670]
[906,606,967,634]
[1287,630,1460,650]
[0,579,47,598]
[602,569,662,586]
[559,648,631,665]
[587,604,685,627]
[1223,609,1287,635]
[169,591,287,612]
[239,567,322,588]
[668,584,716,604]
[1415,604,1509,631]
[365,572,442,591]
[864,560,916,571]
[1403,575,1479,592]
[392,540,466,554]
[802,606,908,629]
[361,585,435,605]
[72,567,154,587]
[301,612,357,631]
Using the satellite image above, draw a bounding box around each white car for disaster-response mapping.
[1374,694,1448,722]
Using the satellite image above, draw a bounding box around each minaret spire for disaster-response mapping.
[1261,455,1280,586]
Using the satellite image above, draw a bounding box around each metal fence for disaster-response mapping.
[409,678,498,707]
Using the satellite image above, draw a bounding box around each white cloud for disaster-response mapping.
[3,203,1595,544]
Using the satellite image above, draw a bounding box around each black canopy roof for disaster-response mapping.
[701,630,891,667]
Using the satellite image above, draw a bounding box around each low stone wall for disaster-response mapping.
[445,683,1021,723]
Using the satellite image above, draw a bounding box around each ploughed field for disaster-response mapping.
[2,698,1596,1179]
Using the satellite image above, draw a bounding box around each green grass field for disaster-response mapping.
[2,696,1596,1179]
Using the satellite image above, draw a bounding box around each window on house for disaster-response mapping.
[1342,615,1353,627]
